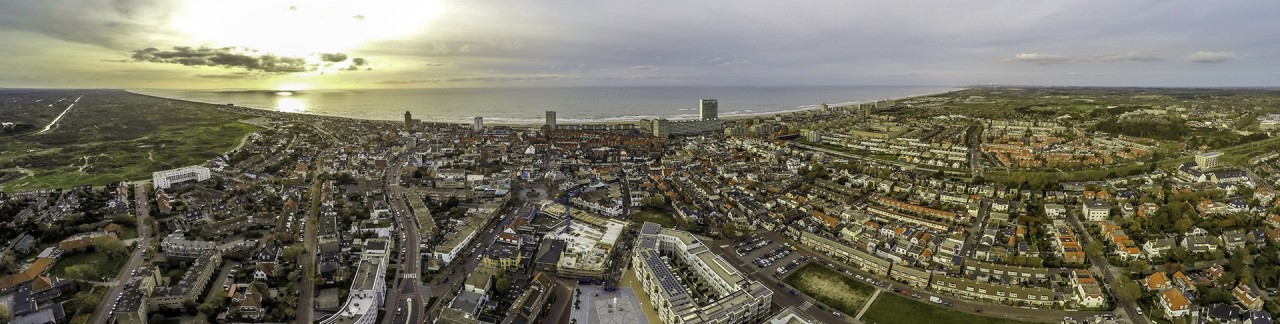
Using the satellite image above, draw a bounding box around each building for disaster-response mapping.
[545,111,557,130]
[321,254,387,324]
[1160,288,1193,318]
[150,251,221,310]
[474,116,484,132]
[1260,113,1280,131]
[540,202,627,279]
[1234,284,1265,311]
[1197,151,1222,171]
[1071,270,1105,308]
[766,306,820,324]
[1082,200,1111,221]
[794,230,890,275]
[931,275,1058,306]
[700,99,718,121]
[404,111,414,129]
[152,165,211,189]
[113,267,160,324]
[501,272,556,324]
[480,243,523,271]
[235,282,270,320]
[650,119,725,137]
[433,213,483,266]
[160,232,217,257]
[632,222,773,324]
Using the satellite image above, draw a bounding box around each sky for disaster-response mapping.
[0,0,1275,89]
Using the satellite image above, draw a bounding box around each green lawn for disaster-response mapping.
[49,251,125,280]
[631,210,680,229]
[0,90,259,191]
[862,290,1039,324]
[782,263,876,316]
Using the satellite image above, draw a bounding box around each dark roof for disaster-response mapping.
[1205,303,1244,321]
[535,240,565,265]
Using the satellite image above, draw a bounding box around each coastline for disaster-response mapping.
[127,88,963,127]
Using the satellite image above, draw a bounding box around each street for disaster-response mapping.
[89,181,153,324]
[1066,211,1148,324]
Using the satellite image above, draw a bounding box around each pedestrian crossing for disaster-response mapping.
[403,273,416,279]
[799,301,812,310]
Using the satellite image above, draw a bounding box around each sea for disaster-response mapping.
[132,86,960,124]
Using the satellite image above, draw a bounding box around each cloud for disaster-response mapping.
[1011,51,1164,65]
[1187,51,1238,63]
[320,53,348,62]
[1011,53,1072,65]
[128,46,368,73]
[374,75,571,84]
[196,72,267,79]
[1095,51,1163,62]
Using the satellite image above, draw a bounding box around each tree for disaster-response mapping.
[1115,276,1142,303]
[99,240,129,259]
[200,286,227,316]
[282,243,306,263]
[1173,216,1194,234]
[69,290,103,311]
[1128,260,1150,274]
[1086,241,1104,256]
[0,304,10,323]
[64,264,97,281]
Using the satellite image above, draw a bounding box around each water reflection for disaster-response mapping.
[277,97,306,113]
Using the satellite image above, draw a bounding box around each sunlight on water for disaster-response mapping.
[277,97,306,113]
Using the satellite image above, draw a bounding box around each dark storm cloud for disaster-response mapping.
[128,46,370,73]
[320,53,348,62]
[131,47,312,72]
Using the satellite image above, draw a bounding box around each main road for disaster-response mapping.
[297,165,324,324]
[385,145,427,324]
[89,181,153,324]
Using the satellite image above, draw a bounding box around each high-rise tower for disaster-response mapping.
[700,99,718,121]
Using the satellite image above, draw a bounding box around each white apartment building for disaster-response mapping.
[152,165,211,189]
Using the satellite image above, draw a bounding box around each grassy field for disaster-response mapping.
[0,90,258,191]
[631,210,680,229]
[782,263,876,316]
[862,291,1039,324]
[49,250,125,280]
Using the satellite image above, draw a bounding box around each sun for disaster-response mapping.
[170,0,444,57]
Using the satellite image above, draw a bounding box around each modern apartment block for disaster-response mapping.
[632,222,772,324]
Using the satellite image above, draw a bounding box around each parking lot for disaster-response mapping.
[729,235,809,281]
